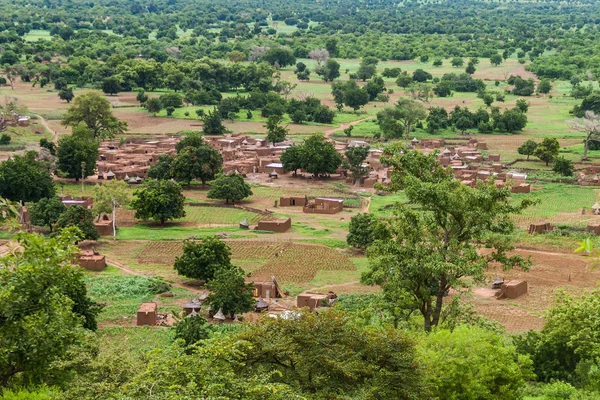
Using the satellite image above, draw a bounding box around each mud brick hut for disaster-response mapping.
[137,302,157,326]
[256,218,291,233]
[303,198,344,214]
[279,196,307,207]
[496,280,528,300]
[77,250,106,271]
[94,212,113,236]
[528,223,554,234]
[296,292,338,311]
[253,277,285,298]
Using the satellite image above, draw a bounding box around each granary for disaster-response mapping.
[94,212,113,236]
[213,308,226,322]
[255,298,269,312]
[239,219,249,229]
[183,299,202,315]
[77,249,106,271]
[492,277,504,290]
[496,280,528,300]
[256,218,291,233]
[303,197,344,214]
[137,302,157,326]
[279,196,307,207]
[269,170,279,179]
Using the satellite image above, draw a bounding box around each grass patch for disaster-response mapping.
[86,274,161,322]
[116,224,251,240]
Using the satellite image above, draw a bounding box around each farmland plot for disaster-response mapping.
[136,239,356,284]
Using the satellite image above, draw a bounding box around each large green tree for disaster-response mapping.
[207,174,252,204]
[29,196,66,232]
[147,154,174,180]
[344,145,370,184]
[515,291,600,384]
[173,236,233,281]
[175,131,204,153]
[534,137,560,166]
[347,212,380,250]
[0,151,55,203]
[518,139,538,160]
[56,126,99,181]
[171,145,223,185]
[377,99,427,139]
[202,108,227,135]
[131,179,186,225]
[281,133,343,177]
[265,116,288,144]
[235,309,426,398]
[92,179,131,216]
[0,229,100,386]
[61,92,127,139]
[363,147,534,330]
[315,59,340,82]
[56,205,99,240]
[419,325,534,399]
[206,266,255,317]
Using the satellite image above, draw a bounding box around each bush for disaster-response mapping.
[166,106,175,116]
[0,134,11,145]
[419,325,534,400]
[553,157,574,177]
[174,314,211,347]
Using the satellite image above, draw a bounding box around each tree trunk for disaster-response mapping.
[431,276,448,327]
[583,135,591,161]
[160,217,165,226]
[423,300,432,332]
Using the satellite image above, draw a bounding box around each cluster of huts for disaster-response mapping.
[135,276,339,326]
[95,133,532,194]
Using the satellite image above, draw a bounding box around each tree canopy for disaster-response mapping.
[131,179,186,225]
[281,133,343,177]
[173,236,233,281]
[363,147,535,330]
[0,151,55,203]
[61,92,127,139]
[207,174,253,204]
[0,229,100,386]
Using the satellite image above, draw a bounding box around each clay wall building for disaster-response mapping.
[253,278,285,298]
[303,198,344,214]
[279,196,307,207]
[77,251,106,271]
[94,213,113,236]
[137,302,157,326]
[528,223,554,234]
[496,280,528,299]
[296,292,337,310]
[256,218,291,233]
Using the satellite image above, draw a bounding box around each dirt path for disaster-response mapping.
[323,116,375,137]
[35,114,59,144]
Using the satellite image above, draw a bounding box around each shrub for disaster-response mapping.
[0,134,11,145]
[553,157,574,177]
